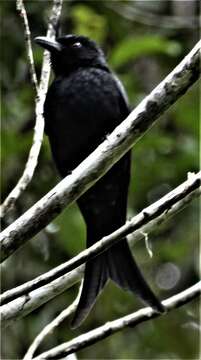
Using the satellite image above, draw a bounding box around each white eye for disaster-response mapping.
[72,42,82,48]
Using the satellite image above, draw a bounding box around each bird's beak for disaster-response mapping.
[34,36,62,52]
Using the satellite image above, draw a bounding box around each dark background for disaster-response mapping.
[1,1,200,359]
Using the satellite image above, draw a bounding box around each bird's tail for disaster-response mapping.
[71,254,108,328]
[71,239,164,328]
[108,240,164,312]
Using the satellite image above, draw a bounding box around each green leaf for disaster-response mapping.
[71,5,107,43]
[110,35,182,68]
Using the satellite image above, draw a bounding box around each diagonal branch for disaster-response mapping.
[0,40,200,262]
[0,0,63,219]
[0,172,200,324]
[32,282,201,359]
[0,266,84,327]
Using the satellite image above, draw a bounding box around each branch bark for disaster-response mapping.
[16,0,39,92]
[0,40,200,262]
[23,285,82,360]
[0,0,63,219]
[32,282,201,359]
[0,172,200,323]
[0,266,84,327]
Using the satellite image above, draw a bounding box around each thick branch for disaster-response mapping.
[0,266,84,327]
[1,172,200,306]
[0,41,200,261]
[32,282,201,359]
[0,0,63,219]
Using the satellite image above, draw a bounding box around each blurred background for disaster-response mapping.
[1,0,200,359]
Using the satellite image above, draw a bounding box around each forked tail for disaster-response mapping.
[71,239,164,328]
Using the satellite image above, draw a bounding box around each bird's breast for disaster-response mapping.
[44,68,125,176]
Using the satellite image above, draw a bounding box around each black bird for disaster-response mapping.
[35,34,164,328]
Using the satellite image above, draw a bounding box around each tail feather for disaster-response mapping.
[71,239,164,328]
[71,255,108,329]
[108,240,165,313]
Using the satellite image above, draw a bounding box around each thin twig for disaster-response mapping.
[0,0,63,219]
[1,172,200,306]
[0,40,200,262]
[16,0,39,92]
[32,282,201,359]
[23,284,83,360]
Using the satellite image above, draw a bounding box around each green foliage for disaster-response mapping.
[54,204,85,255]
[71,4,107,43]
[110,35,182,68]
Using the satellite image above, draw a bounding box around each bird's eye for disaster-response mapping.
[72,42,82,48]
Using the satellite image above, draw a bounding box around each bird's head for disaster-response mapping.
[35,34,108,76]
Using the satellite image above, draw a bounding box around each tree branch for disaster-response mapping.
[16,0,39,92]
[0,40,200,262]
[0,173,200,323]
[0,0,63,219]
[32,282,201,359]
[23,285,82,360]
[0,266,84,327]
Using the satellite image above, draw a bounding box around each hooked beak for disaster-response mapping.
[34,36,62,52]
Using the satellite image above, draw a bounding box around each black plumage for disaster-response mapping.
[35,34,164,328]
